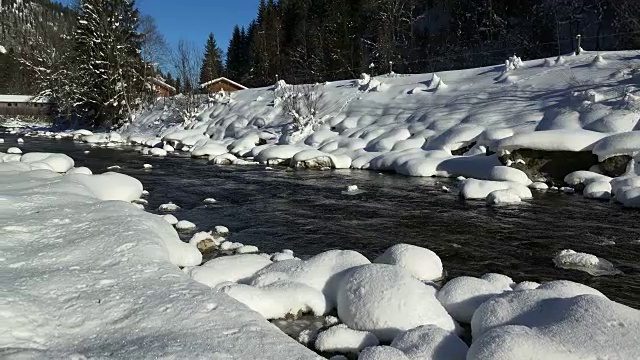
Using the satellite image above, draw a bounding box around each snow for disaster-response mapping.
[314,324,380,354]
[0,45,6,54]
[65,172,143,201]
[254,250,370,309]
[358,346,410,360]
[236,245,259,254]
[175,220,197,231]
[337,264,457,341]
[374,243,443,281]
[486,189,523,205]
[553,249,621,276]
[437,275,511,323]
[66,166,92,175]
[494,129,606,152]
[7,147,22,154]
[468,283,639,360]
[0,94,51,103]
[221,280,328,319]
[592,131,640,161]
[583,180,612,200]
[0,168,321,359]
[184,254,273,288]
[21,152,74,173]
[390,325,468,360]
[161,214,179,225]
[564,170,612,186]
[460,179,532,200]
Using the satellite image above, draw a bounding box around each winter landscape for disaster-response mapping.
[2,0,640,359]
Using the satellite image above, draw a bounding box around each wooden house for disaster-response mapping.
[0,95,55,117]
[200,77,248,93]
[148,77,176,98]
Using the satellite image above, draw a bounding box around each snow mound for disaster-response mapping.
[7,147,22,154]
[158,202,180,212]
[592,131,640,161]
[553,249,621,276]
[337,264,457,341]
[314,324,380,354]
[374,243,443,281]
[185,254,273,288]
[66,172,143,201]
[486,189,523,205]
[495,129,606,152]
[390,325,468,360]
[175,220,197,231]
[66,167,92,175]
[469,292,639,360]
[460,179,532,200]
[221,280,328,319]
[255,145,309,165]
[20,153,75,173]
[564,171,612,186]
[583,180,612,200]
[358,346,409,360]
[437,276,511,323]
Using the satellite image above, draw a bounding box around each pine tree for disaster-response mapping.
[73,0,144,127]
[199,32,223,87]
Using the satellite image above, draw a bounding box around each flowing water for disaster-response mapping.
[3,133,640,309]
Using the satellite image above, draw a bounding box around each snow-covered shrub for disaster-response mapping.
[278,83,326,144]
[504,55,524,72]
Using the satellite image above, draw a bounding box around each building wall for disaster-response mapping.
[0,102,54,116]
[205,81,243,93]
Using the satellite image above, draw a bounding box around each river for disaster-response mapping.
[3,133,640,308]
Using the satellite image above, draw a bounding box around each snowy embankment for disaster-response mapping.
[18,51,640,206]
[0,157,319,358]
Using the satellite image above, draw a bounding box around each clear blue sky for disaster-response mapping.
[60,0,260,61]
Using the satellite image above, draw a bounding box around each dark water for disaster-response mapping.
[3,133,640,308]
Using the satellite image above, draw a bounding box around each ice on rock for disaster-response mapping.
[175,220,197,231]
[358,346,410,360]
[185,254,273,288]
[390,325,468,360]
[374,243,443,281]
[255,250,370,308]
[158,202,180,212]
[486,189,523,205]
[7,147,22,154]
[221,280,328,319]
[337,264,457,342]
[460,179,532,200]
[553,249,621,276]
[314,324,380,354]
[468,285,638,360]
[437,276,511,323]
[66,172,143,201]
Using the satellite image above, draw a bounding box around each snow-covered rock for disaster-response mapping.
[358,346,409,360]
[437,276,511,323]
[161,214,179,225]
[460,179,532,200]
[21,152,74,173]
[486,189,523,205]
[66,172,143,201]
[390,325,468,360]
[314,324,380,354]
[337,264,457,341]
[7,147,22,154]
[553,249,621,276]
[374,243,443,281]
[175,220,197,231]
[185,254,273,288]
[158,202,180,212]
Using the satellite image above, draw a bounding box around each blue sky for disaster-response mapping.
[60,0,260,57]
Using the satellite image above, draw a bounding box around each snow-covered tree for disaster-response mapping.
[73,0,144,127]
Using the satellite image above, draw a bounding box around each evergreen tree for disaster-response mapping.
[73,0,144,127]
[199,32,223,86]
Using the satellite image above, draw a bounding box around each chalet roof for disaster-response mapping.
[147,77,176,93]
[0,95,52,103]
[200,77,248,90]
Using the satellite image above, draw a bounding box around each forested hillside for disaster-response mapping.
[225,0,640,88]
[0,0,75,94]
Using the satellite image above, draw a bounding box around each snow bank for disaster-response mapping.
[437,275,511,323]
[314,324,379,354]
[66,172,143,201]
[254,250,370,308]
[185,254,273,288]
[221,280,328,319]
[390,325,468,360]
[468,284,638,360]
[553,249,621,276]
[460,179,532,200]
[495,130,606,152]
[592,131,640,161]
[374,243,443,281]
[337,264,457,341]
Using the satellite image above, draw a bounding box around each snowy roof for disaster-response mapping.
[200,77,248,90]
[0,95,52,103]
[147,77,176,93]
